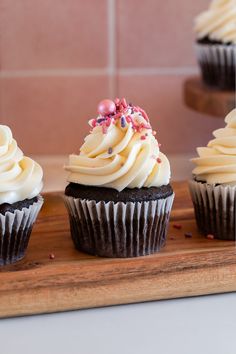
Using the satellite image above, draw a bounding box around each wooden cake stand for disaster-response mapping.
[184,76,235,118]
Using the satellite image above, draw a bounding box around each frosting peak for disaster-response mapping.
[0,125,43,204]
[192,109,236,184]
[65,98,171,192]
[195,0,236,44]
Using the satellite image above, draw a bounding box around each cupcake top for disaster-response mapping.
[0,125,43,204]
[192,109,236,185]
[65,98,171,192]
[195,0,236,44]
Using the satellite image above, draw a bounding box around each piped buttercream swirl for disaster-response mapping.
[0,125,43,204]
[192,109,236,184]
[65,99,171,192]
[195,0,236,44]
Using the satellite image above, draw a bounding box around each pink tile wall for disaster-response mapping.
[117,0,206,67]
[1,0,108,69]
[0,0,225,155]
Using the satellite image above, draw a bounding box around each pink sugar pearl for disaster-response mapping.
[98,99,116,116]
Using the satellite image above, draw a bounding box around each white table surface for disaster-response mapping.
[1,293,236,354]
[1,155,235,354]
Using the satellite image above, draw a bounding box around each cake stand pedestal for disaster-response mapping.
[183,76,235,118]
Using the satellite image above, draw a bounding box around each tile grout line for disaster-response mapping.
[0,68,109,78]
[119,67,199,76]
[107,0,117,98]
[0,67,199,78]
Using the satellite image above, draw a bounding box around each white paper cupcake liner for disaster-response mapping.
[0,196,44,265]
[195,43,236,90]
[64,193,174,258]
[189,180,236,240]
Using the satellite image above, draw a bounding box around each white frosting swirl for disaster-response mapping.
[0,125,43,204]
[65,108,171,192]
[192,109,236,184]
[195,0,236,44]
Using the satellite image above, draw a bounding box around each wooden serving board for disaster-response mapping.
[0,181,236,318]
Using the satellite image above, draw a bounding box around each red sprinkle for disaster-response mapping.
[141,135,146,140]
[49,253,55,260]
[207,234,214,240]
[185,232,192,238]
[140,123,151,130]
[114,112,122,120]
[173,224,182,230]
[126,116,132,123]
[157,158,162,163]
[106,117,112,127]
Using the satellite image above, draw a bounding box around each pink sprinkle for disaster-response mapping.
[158,143,162,147]
[207,234,214,240]
[173,224,182,230]
[135,125,142,133]
[91,119,97,128]
[152,130,157,136]
[106,117,112,127]
[157,158,162,163]
[114,98,120,105]
[121,98,128,108]
[133,106,139,112]
[49,253,55,260]
[141,135,146,140]
[126,116,132,123]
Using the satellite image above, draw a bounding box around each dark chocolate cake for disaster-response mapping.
[65,183,173,203]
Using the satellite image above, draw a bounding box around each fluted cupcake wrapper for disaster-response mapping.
[189,180,236,240]
[64,193,174,258]
[0,196,44,265]
[195,43,236,90]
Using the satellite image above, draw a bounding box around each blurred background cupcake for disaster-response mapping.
[0,125,43,265]
[64,98,174,258]
[189,108,236,240]
[194,0,236,90]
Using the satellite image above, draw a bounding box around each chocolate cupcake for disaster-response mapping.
[194,0,236,90]
[189,109,236,240]
[0,125,44,265]
[64,98,174,258]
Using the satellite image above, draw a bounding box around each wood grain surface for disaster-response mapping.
[0,181,235,318]
[183,76,235,118]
